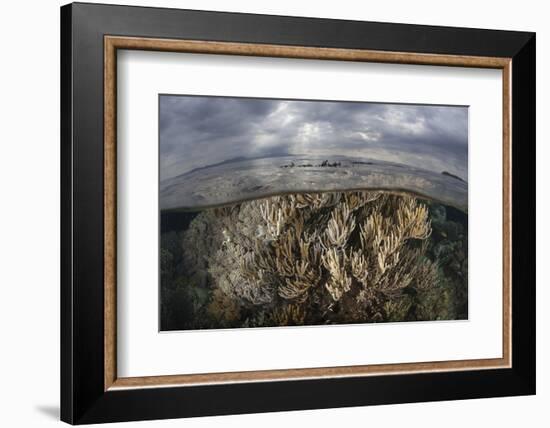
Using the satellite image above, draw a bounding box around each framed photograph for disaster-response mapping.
[60,2,535,424]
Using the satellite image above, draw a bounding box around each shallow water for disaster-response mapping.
[160,155,468,212]
[159,190,468,332]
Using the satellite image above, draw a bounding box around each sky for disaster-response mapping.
[159,95,468,181]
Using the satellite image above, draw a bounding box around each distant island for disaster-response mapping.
[441,171,466,183]
[280,159,342,168]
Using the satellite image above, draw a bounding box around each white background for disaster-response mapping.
[118,51,503,377]
[0,0,546,427]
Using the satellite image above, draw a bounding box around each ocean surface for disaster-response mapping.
[160,155,468,212]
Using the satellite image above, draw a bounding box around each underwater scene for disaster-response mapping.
[159,95,468,331]
[160,188,468,330]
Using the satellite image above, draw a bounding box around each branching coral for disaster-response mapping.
[182,190,440,326]
[270,304,306,326]
[321,248,352,301]
[323,203,356,249]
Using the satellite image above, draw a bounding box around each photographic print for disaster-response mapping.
[159,95,468,331]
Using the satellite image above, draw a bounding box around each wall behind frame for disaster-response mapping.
[0,0,545,427]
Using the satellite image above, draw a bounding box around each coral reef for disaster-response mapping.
[159,189,468,330]
[159,190,466,329]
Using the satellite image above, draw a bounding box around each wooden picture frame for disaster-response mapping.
[61,2,535,424]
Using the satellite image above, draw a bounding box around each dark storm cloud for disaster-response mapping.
[159,95,468,181]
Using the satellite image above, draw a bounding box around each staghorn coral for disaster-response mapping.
[321,248,353,301]
[323,202,356,248]
[179,190,443,327]
[270,304,307,326]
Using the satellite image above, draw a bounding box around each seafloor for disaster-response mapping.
[160,190,468,331]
